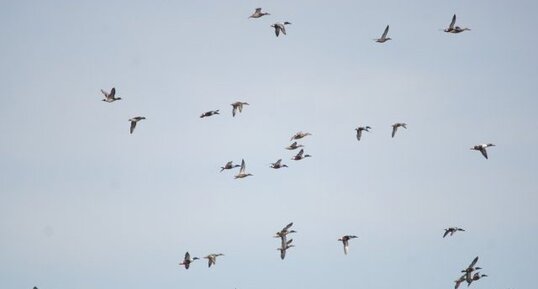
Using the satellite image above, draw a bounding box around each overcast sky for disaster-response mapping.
[1,0,537,289]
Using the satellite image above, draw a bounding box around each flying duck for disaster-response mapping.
[443,227,465,238]
[391,123,407,138]
[286,142,304,150]
[220,161,241,172]
[444,14,470,33]
[292,149,311,161]
[234,159,253,179]
[249,8,270,18]
[129,116,146,134]
[374,25,391,43]
[338,235,358,255]
[277,239,294,260]
[470,144,495,159]
[203,253,224,268]
[270,159,288,169]
[290,131,311,141]
[101,87,121,102]
[179,252,199,269]
[271,22,291,37]
[355,126,371,141]
[200,110,220,118]
[231,101,249,117]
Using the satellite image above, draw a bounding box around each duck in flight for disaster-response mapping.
[179,252,199,269]
[444,14,470,33]
[249,8,270,18]
[231,101,249,117]
[101,87,121,102]
[200,110,220,118]
[290,131,311,141]
[443,227,465,238]
[129,116,146,134]
[391,123,407,138]
[204,253,224,268]
[338,235,358,255]
[234,159,253,179]
[355,126,371,141]
[286,142,304,150]
[470,143,495,159]
[220,161,240,172]
[271,22,292,37]
[270,159,288,169]
[374,25,391,43]
[292,149,311,161]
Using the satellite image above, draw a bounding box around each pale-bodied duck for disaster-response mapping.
[374,25,391,43]
[292,149,311,161]
[391,122,407,138]
[249,8,270,18]
[129,116,146,134]
[200,110,220,118]
[470,144,495,159]
[271,22,291,37]
[101,87,121,102]
[179,252,199,269]
[220,161,241,172]
[270,159,288,169]
[444,14,470,34]
[231,101,249,117]
[234,159,253,179]
[355,126,371,141]
[204,253,224,268]
[338,235,358,255]
[286,141,304,150]
[443,227,465,238]
[290,131,311,141]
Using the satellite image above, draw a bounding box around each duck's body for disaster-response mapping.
[220,161,241,172]
[270,159,288,169]
[286,141,304,150]
[355,126,371,141]
[461,256,481,274]
[444,14,470,33]
[391,122,407,138]
[375,25,391,43]
[200,110,220,118]
[470,143,495,159]
[231,101,249,117]
[290,131,311,141]
[271,22,291,37]
[204,253,224,268]
[443,227,465,238]
[129,116,146,134]
[277,239,294,260]
[249,8,270,18]
[338,235,358,255]
[234,159,253,179]
[101,87,121,102]
[179,252,199,269]
[292,149,311,161]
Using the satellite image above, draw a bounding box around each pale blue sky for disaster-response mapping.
[1,1,537,289]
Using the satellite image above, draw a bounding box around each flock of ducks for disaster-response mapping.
[84,7,495,289]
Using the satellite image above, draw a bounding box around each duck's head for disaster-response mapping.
[284,21,292,25]
[282,164,288,168]
[192,257,199,260]
[304,154,312,158]
[487,143,495,147]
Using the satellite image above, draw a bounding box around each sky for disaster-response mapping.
[1,0,537,288]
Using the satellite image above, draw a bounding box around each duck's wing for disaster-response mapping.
[274,159,282,166]
[275,25,281,37]
[480,148,488,159]
[282,222,293,231]
[382,25,389,39]
[100,89,108,98]
[443,230,450,238]
[356,129,362,141]
[225,161,233,168]
[184,252,190,261]
[343,239,349,255]
[109,87,116,98]
[281,24,287,35]
[239,159,246,173]
[391,125,397,138]
[468,256,479,270]
[255,8,262,13]
[450,14,456,30]
[130,121,137,134]
[296,149,304,158]
[232,105,237,117]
